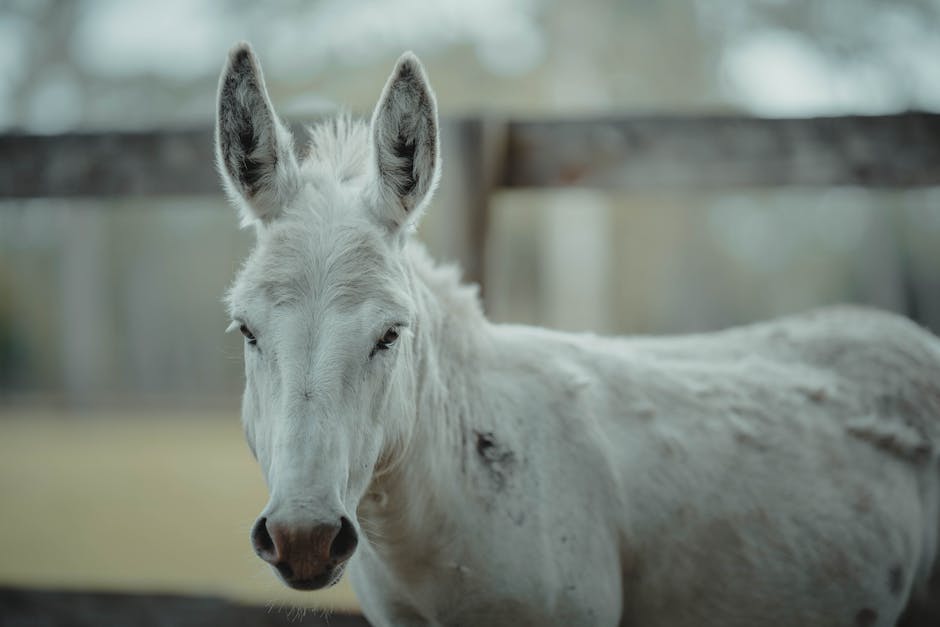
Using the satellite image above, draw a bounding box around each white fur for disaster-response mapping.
[218,45,940,626]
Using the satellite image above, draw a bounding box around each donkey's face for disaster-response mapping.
[216,43,439,590]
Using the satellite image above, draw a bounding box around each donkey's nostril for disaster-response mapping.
[252,515,357,580]
[275,561,294,580]
[251,517,277,562]
[330,516,358,561]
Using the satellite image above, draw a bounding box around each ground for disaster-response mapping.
[0,407,359,613]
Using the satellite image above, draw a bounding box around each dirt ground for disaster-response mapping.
[0,407,359,612]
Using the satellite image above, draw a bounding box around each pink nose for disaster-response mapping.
[250,516,358,589]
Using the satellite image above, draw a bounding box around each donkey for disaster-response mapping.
[216,43,940,626]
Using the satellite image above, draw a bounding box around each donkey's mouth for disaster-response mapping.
[277,561,347,591]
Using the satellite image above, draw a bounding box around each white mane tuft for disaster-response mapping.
[301,113,372,187]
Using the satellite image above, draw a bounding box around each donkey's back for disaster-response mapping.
[569,306,940,626]
[624,305,940,446]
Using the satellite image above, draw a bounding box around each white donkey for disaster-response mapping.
[216,43,940,626]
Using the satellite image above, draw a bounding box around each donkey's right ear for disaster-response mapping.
[215,42,300,226]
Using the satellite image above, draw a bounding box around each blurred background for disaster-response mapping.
[2,0,940,622]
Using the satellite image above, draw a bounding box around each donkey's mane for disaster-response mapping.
[301,113,372,185]
[302,113,483,321]
[405,244,484,323]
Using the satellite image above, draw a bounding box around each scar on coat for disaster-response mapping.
[845,414,933,464]
[474,430,516,491]
[853,488,873,514]
[855,607,877,626]
[888,564,904,596]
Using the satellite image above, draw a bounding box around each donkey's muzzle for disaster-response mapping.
[251,515,358,589]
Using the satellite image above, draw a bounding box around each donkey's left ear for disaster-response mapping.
[370,52,441,230]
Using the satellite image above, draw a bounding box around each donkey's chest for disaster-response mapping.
[351,478,623,626]
[350,536,619,627]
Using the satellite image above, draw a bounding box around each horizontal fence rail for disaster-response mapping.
[504,112,940,189]
[2,112,939,199]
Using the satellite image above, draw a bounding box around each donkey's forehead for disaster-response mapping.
[229,215,402,315]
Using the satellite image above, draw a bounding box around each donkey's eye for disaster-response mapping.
[239,323,257,346]
[372,328,399,355]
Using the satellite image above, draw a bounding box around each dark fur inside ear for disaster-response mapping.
[215,43,300,226]
[390,133,418,197]
[372,52,440,223]
[217,46,276,198]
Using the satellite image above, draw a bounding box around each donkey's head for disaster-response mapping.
[216,43,439,590]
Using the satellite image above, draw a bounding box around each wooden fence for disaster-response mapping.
[3,112,939,292]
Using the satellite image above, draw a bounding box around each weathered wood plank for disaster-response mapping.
[503,112,940,189]
[1,113,938,199]
[441,117,507,298]
[0,128,217,198]
[0,122,478,199]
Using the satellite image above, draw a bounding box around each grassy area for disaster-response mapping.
[0,407,359,612]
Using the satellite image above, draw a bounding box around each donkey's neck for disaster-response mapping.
[360,242,490,567]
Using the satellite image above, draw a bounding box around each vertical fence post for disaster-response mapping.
[441,117,507,311]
